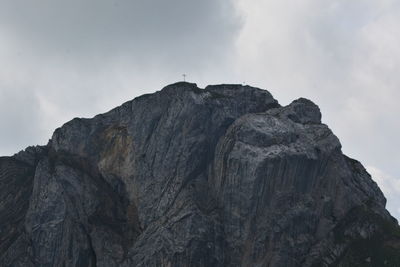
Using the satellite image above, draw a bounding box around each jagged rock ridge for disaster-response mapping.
[1,82,399,267]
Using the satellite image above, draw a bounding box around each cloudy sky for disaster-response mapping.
[0,0,399,219]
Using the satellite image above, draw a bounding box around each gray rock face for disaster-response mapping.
[0,82,399,266]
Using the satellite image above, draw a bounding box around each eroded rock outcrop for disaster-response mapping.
[1,82,399,266]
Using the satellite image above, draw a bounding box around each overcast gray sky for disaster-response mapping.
[0,0,399,220]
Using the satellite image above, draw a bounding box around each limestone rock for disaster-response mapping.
[0,82,399,266]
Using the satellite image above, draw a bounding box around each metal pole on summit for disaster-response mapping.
[182,74,186,82]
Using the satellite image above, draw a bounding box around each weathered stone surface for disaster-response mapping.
[0,157,36,266]
[0,82,399,266]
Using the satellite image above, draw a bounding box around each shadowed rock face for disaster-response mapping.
[0,82,399,267]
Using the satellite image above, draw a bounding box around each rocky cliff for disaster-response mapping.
[1,82,399,267]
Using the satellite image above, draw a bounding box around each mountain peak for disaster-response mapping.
[1,83,399,266]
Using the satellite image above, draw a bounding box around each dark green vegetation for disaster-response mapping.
[333,204,400,267]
